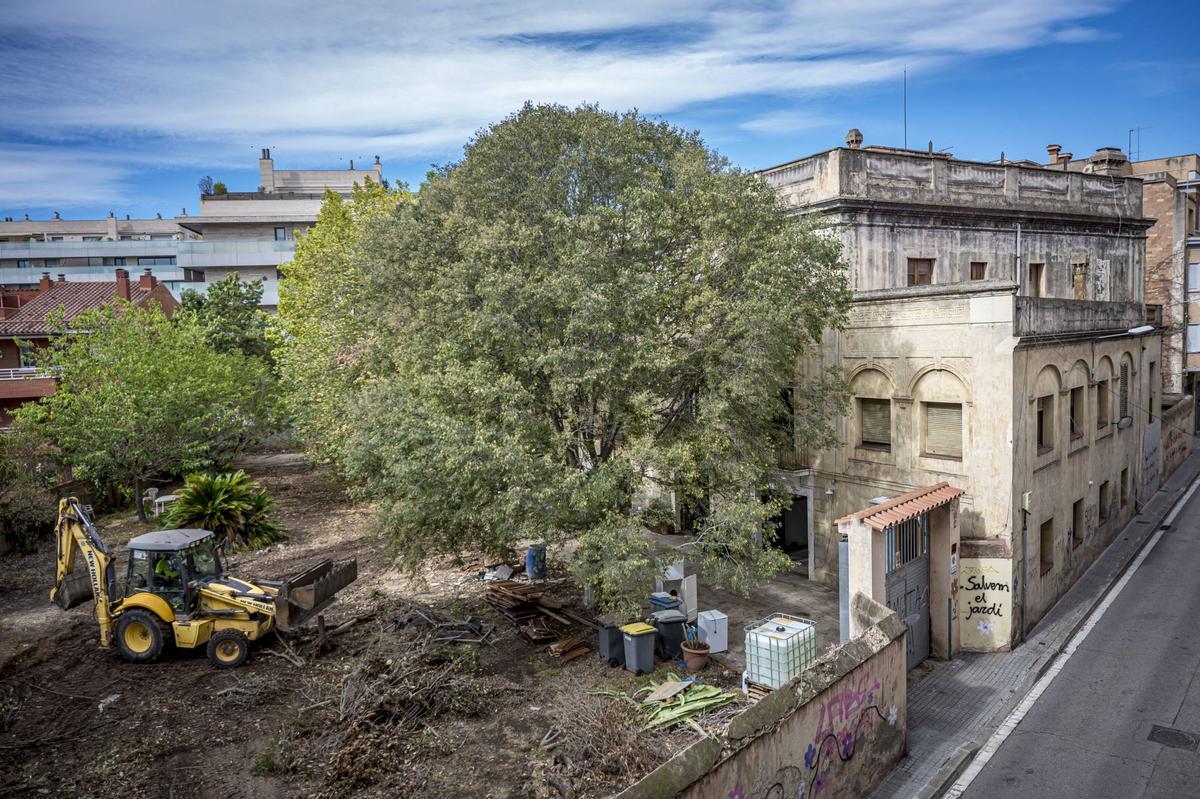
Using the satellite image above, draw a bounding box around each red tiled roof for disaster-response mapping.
[835,481,965,531]
[0,282,167,336]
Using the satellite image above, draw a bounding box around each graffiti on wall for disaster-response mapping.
[726,668,900,798]
[958,557,1012,651]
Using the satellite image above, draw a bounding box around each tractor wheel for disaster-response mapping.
[207,629,250,669]
[116,609,171,663]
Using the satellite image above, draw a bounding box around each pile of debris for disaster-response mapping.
[484,580,595,660]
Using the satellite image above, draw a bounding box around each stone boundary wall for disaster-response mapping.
[1162,395,1194,481]
[617,593,907,799]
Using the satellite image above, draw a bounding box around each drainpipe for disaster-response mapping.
[1019,506,1028,643]
[1015,223,1023,291]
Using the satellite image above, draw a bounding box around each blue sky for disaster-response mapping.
[0,0,1195,221]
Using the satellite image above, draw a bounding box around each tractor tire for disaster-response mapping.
[207,629,250,669]
[116,609,171,663]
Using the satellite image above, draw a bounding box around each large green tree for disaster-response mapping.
[274,179,406,466]
[290,104,849,611]
[180,272,273,363]
[16,302,277,521]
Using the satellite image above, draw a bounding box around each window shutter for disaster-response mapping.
[860,398,891,446]
[1189,325,1200,354]
[1119,363,1130,418]
[925,403,962,458]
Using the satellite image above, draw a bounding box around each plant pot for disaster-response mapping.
[681,640,710,674]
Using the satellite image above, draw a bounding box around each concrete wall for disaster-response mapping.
[1143,178,1188,393]
[1162,395,1194,480]
[618,594,906,799]
[958,539,1014,652]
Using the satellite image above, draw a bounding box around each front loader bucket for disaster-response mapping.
[51,567,94,610]
[274,558,357,632]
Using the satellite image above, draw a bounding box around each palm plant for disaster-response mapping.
[164,470,283,548]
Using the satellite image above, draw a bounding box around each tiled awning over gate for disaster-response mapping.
[835,482,964,531]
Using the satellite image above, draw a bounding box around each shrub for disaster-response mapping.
[164,470,282,549]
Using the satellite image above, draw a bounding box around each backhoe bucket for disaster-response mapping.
[274,558,357,632]
[52,567,94,610]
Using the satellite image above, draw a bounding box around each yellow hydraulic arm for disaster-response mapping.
[50,497,119,647]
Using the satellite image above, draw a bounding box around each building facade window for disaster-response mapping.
[18,344,35,368]
[858,398,891,450]
[82,235,102,242]
[1096,380,1110,429]
[923,402,962,459]
[1119,363,1130,419]
[907,258,933,286]
[1099,481,1111,522]
[137,256,176,266]
[16,259,28,269]
[1120,468,1128,507]
[1040,518,1054,575]
[274,227,287,241]
[1148,361,1157,423]
[1028,262,1044,297]
[1036,395,1054,454]
[1072,498,1084,549]
[1069,386,1084,440]
[1189,325,1200,354]
[970,262,987,281]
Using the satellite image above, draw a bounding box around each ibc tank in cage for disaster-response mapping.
[743,613,817,689]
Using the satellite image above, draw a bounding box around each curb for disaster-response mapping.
[915,452,1200,799]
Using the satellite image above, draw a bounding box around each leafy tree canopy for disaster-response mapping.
[274,179,408,466]
[15,302,278,521]
[290,104,849,613]
[180,272,273,363]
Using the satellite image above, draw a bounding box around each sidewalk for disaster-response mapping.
[870,441,1200,799]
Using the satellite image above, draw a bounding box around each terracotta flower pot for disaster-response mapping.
[681,640,710,673]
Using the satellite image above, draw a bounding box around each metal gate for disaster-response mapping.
[884,515,930,670]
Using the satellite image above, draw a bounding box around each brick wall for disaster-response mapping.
[1144,180,1185,394]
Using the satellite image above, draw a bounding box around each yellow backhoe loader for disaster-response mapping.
[50,497,356,668]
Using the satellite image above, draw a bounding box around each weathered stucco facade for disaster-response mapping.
[766,138,1158,646]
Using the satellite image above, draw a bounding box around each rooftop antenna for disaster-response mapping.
[1127,126,1150,162]
[903,66,908,149]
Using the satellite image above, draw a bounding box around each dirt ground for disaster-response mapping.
[0,455,741,799]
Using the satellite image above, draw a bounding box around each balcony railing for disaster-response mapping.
[778,446,810,471]
[0,367,53,381]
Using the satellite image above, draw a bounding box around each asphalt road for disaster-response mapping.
[961,477,1200,799]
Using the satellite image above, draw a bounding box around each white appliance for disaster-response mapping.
[697,609,728,653]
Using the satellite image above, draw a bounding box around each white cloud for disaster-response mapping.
[0,1,1117,188]
[0,146,127,210]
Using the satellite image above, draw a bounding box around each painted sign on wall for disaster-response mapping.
[958,556,1012,651]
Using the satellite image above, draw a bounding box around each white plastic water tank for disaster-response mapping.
[744,614,816,690]
[697,610,728,653]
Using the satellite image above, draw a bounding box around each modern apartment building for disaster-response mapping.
[767,132,1159,653]
[0,150,385,309]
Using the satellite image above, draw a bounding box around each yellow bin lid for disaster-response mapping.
[621,622,656,635]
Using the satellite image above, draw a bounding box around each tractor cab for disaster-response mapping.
[125,529,224,614]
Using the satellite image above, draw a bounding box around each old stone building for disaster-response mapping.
[766,133,1158,652]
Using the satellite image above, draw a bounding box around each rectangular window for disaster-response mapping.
[1100,481,1111,522]
[1120,468,1128,507]
[924,402,962,459]
[1040,518,1054,575]
[150,234,173,241]
[274,227,287,242]
[1072,498,1084,549]
[907,258,933,286]
[1190,325,1200,354]
[1036,395,1054,454]
[970,262,987,281]
[1096,380,1110,429]
[1072,263,1087,300]
[1069,386,1084,441]
[859,398,891,450]
[1148,362,1157,423]
[114,257,125,266]
[1028,262,1044,298]
[49,236,63,242]
[82,235,102,242]
[16,259,28,269]
[137,256,176,266]
[18,344,35,368]
[1119,363,1130,419]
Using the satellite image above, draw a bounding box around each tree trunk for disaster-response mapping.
[134,476,147,523]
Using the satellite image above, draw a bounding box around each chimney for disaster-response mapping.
[115,268,130,300]
[1046,144,1061,165]
[1059,152,1072,169]
[39,272,51,291]
[57,274,66,282]
[844,128,863,149]
[348,159,354,170]
[259,147,275,193]
[53,211,60,220]
[1087,147,1131,177]
[139,268,157,290]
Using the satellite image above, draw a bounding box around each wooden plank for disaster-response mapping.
[643,680,691,704]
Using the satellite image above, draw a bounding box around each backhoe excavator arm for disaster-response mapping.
[50,497,119,647]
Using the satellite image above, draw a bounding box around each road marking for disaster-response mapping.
[942,472,1200,798]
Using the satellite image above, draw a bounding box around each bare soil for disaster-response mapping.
[0,455,740,799]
